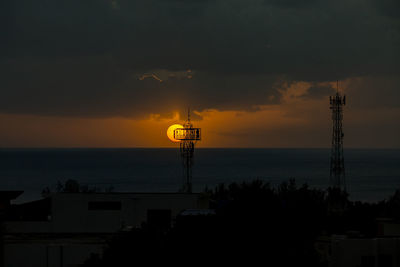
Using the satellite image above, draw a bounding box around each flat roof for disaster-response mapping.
[4,233,110,244]
[0,191,24,200]
[53,192,202,195]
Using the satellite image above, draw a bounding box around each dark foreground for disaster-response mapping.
[82,180,400,266]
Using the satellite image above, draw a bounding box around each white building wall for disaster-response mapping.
[4,242,105,267]
[3,192,207,266]
[5,193,206,233]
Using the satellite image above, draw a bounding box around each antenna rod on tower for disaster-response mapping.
[337,80,339,93]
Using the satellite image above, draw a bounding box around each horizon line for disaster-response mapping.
[0,146,399,150]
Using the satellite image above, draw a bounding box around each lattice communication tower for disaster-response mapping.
[174,110,201,193]
[329,82,346,190]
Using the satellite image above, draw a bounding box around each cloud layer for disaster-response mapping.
[1,0,399,118]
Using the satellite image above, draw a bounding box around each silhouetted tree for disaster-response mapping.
[64,179,80,193]
[42,179,113,196]
[386,189,400,220]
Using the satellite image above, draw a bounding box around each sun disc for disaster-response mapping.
[167,124,183,143]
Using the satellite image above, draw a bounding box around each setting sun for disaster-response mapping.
[167,124,183,143]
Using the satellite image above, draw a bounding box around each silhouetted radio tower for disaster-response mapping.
[329,81,346,190]
[174,109,201,193]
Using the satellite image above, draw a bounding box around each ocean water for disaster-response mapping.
[0,148,399,203]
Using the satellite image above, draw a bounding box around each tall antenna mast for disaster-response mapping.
[329,82,346,191]
[173,109,201,193]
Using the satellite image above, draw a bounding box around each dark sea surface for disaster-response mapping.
[0,148,399,203]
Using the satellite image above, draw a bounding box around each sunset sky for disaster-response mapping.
[1,0,399,148]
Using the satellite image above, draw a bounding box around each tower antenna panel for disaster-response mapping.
[174,128,201,141]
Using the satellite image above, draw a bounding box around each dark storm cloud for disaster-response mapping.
[300,84,335,99]
[265,0,318,9]
[372,0,400,18]
[0,57,282,117]
[345,75,400,109]
[0,0,399,118]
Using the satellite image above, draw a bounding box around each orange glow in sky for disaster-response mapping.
[0,80,398,148]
